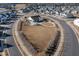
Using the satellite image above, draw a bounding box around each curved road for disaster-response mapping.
[49,16,79,56]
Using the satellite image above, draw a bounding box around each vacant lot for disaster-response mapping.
[15,4,30,10]
[21,21,58,55]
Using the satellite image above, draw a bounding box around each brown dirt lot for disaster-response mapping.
[15,4,30,10]
[21,21,58,54]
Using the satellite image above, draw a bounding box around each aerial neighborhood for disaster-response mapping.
[0,3,79,56]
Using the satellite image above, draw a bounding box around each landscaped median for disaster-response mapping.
[12,14,64,56]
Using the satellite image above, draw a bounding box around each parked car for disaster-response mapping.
[0,40,4,52]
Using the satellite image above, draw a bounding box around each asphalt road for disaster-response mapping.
[0,19,22,56]
[49,16,79,56]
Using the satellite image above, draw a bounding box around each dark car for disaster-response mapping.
[0,40,3,52]
[66,13,76,18]
[0,31,2,37]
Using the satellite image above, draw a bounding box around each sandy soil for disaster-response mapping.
[15,4,30,10]
[21,21,58,54]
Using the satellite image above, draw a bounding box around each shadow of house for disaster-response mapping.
[0,32,12,39]
[0,26,10,30]
[0,21,14,25]
[3,43,13,49]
